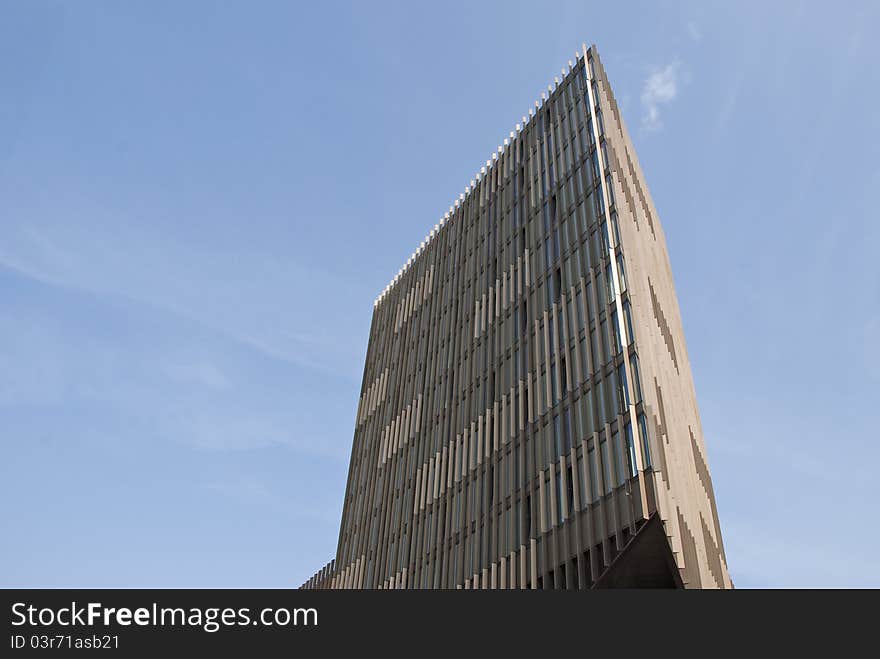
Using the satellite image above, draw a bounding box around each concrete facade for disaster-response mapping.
[303,45,731,589]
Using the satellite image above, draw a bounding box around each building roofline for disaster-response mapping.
[373,43,593,309]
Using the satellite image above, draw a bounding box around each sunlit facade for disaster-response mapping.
[303,44,731,590]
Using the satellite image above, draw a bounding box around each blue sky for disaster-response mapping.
[1,1,878,588]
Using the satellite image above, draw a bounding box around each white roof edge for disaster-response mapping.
[373,45,590,307]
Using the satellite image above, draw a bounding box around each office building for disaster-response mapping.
[303,44,732,589]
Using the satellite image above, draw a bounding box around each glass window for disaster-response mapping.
[553,414,562,462]
[588,447,599,502]
[556,470,564,523]
[590,328,599,371]
[599,219,610,253]
[610,309,623,356]
[525,436,534,480]
[515,500,521,546]
[574,396,585,440]
[638,413,652,468]
[563,407,572,454]
[588,230,600,270]
[611,430,623,486]
[585,281,595,320]
[605,376,616,422]
[600,439,612,494]
[524,495,532,541]
[624,422,637,477]
[536,420,547,470]
[629,353,643,403]
[579,337,588,380]
[617,362,630,412]
[582,391,595,437]
[596,379,607,426]
[599,320,610,364]
[575,289,585,329]
[577,453,587,509]
[595,186,605,221]
[544,474,552,528]
[556,305,564,343]
[616,253,627,292]
[623,300,635,345]
[544,238,552,273]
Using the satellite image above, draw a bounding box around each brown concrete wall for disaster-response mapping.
[590,47,731,588]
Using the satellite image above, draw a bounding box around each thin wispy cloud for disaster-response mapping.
[686,21,702,42]
[0,221,369,382]
[163,361,232,390]
[641,61,683,131]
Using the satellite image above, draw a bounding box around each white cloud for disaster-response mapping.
[641,61,682,131]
